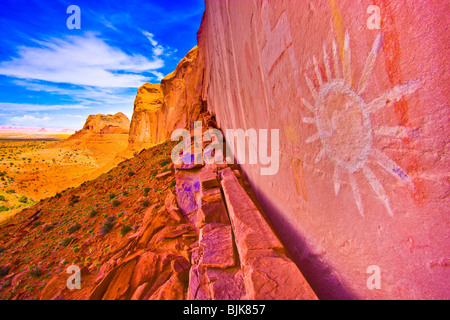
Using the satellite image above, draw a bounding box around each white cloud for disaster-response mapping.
[153,45,165,57]
[12,80,136,106]
[142,31,159,47]
[0,102,89,112]
[64,114,85,118]
[0,33,164,88]
[150,71,165,81]
[142,31,172,58]
[0,30,176,129]
[10,115,53,123]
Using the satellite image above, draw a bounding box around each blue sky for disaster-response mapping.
[0,0,204,129]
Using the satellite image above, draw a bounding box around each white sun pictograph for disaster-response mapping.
[302,32,419,217]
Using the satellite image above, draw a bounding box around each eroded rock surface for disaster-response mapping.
[77,113,130,135]
[128,46,206,151]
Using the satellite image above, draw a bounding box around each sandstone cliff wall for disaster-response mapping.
[198,0,449,299]
[128,47,206,151]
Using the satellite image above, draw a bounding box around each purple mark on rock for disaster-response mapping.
[393,167,408,180]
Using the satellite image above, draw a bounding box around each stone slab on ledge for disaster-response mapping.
[220,168,317,300]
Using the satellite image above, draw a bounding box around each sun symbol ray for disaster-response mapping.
[343,32,352,86]
[305,133,320,144]
[375,126,409,139]
[363,166,394,217]
[333,165,343,195]
[323,44,332,81]
[301,98,315,113]
[304,73,319,102]
[367,81,420,114]
[349,173,365,217]
[301,31,419,217]
[371,149,412,185]
[358,34,383,94]
[313,56,324,86]
[302,117,316,124]
[332,39,341,78]
[315,148,327,164]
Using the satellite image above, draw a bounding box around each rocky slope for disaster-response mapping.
[0,139,179,299]
[0,113,316,300]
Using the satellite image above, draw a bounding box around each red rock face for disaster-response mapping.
[198,0,449,299]
[128,47,206,151]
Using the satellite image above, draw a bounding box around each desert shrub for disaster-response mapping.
[160,159,170,167]
[128,171,135,177]
[142,200,150,208]
[143,187,150,197]
[69,196,79,206]
[43,224,53,233]
[5,189,15,194]
[0,205,9,212]
[120,224,132,237]
[169,180,176,188]
[68,223,81,234]
[112,200,120,207]
[62,237,74,247]
[108,193,115,200]
[89,209,98,218]
[28,265,42,278]
[18,196,28,203]
[0,195,5,201]
[25,285,35,293]
[0,265,11,277]
[99,216,116,236]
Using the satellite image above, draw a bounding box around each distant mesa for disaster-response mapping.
[0,126,75,134]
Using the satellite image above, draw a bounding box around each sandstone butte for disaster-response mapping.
[0,0,448,301]
[64,111,131,162]
[78,112,130,135]
[54,112,132,193]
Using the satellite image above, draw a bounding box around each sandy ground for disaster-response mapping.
[0,130,130,222]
